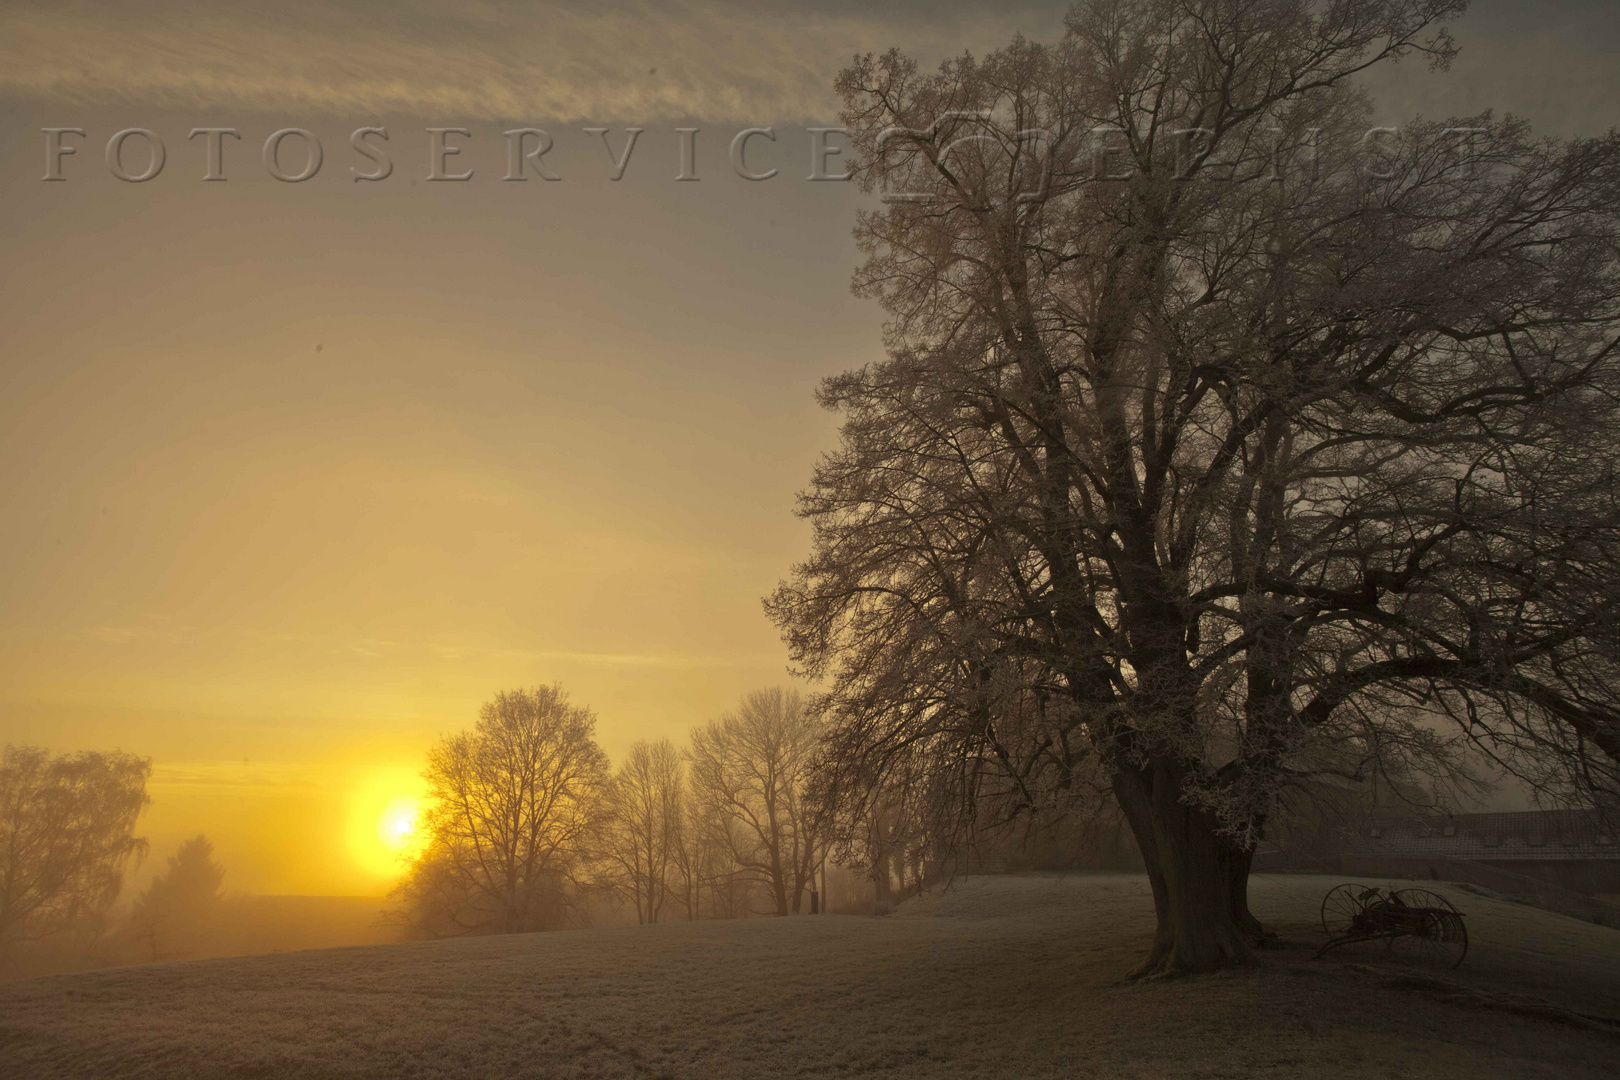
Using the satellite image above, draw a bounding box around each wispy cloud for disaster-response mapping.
[0,0,1064,124]
[422,644,784,669]
[147,758,333,792]
[69,620,779,670]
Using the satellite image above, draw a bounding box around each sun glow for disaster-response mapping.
[378,798,421,850]
[346,767,428,882]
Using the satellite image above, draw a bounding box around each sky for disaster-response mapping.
[1,0,1618,895]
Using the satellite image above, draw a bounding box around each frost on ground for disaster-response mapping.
[2,873,1617,1079]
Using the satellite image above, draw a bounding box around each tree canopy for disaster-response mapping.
[688,688,825,916]
[769,0,1620,974]
[399,684,609,936]
[0,746,150,968]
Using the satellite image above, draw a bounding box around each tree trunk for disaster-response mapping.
[1225,842,1266,942]
[873,844,892,906]
[1113,763,1257,977]
[772,874,790,916]
[766,833,790,916]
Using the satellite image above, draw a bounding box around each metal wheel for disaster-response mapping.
[1320,883,1376,937]
[1387,888,1469,968]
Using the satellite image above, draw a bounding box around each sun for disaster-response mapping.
[377,798,421,852]
[345,767,428,882]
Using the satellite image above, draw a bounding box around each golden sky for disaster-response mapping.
[1,0,1617,895]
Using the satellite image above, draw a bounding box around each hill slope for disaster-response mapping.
[3,873,1617,1079]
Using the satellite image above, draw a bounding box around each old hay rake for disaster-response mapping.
[1316,883,1469,968]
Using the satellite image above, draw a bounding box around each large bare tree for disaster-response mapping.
[0,746,150,970]
[402,684,609,935]
[769,0,1620,974]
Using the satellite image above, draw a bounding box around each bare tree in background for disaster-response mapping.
[666,783,708,919]
[398,684,609,936]
[127,834,225,962]
[770,0,1620,974]
[688,689,823,915]
[0,746,149,970]
[598,739,684,925]
[674,782,757,919]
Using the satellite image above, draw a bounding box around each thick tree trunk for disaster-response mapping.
[1225,842,1267,942]
[767,844,790,916]
[1113,763,1258,977]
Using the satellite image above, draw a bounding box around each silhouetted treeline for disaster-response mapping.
[5,683,1001,975]
[389,683,846,937]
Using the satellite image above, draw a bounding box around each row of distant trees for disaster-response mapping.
[0,683,855,971]
[392,683,841,937]
[2,680,945,968]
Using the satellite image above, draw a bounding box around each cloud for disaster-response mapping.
[0,0,1066,124]
[8,2,1613,133]
[147,759,332,792]
[71,620,778,670]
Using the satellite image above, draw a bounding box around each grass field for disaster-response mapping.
[3,873,1617,1079]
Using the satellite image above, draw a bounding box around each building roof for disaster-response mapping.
[1359,809,1619,861]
